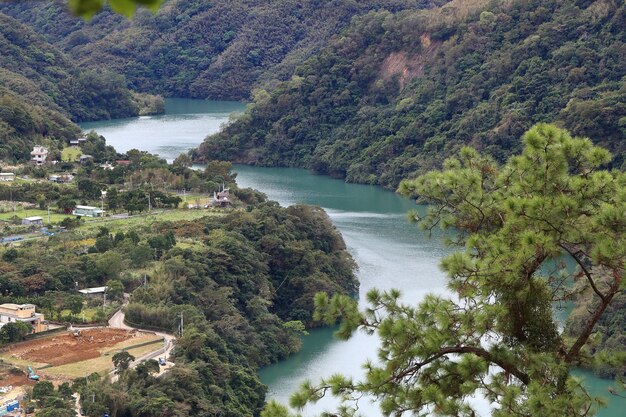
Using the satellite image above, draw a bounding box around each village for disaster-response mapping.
[0,135,248,416]
[0,134,239,244]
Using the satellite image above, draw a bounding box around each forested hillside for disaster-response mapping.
[195,0,626,188]
[1,0,447,100]
[0,12,161,162]
[0,195,357,416]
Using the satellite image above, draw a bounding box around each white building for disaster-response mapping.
[73,205,105,218]
[78,286,108,298]
[0,173,15,182]
[31,146,49,165]
[21,216,43,226]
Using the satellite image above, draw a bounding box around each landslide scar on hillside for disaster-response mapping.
[380,34,440,91]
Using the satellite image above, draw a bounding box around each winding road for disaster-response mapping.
[108,306,176,376]
[74,297,177,415]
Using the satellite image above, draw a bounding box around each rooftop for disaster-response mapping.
[0,303,36,310]
[78,286,108,294]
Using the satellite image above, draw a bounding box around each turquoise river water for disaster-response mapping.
[82,98,623,417]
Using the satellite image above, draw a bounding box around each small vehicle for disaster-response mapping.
[27,366,39,381]
[158,357,166,366]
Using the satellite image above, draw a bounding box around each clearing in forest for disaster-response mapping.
[0,328,162,379]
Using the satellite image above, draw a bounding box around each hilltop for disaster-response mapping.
[195,0,626,188]
[1,0,447,100]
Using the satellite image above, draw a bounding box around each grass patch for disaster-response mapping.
[0,208,104,225]
[0,208,66,223]
[81,209,224,232]
[0,355,47,370]
[59,307,110,323]
[61,147,82,162]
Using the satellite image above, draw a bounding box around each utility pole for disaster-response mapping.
[47,206,50,225]
[179,312,184,336]
[144,274,147,288]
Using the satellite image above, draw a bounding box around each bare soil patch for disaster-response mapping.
[0,372,35,388]
[4,328,137,366]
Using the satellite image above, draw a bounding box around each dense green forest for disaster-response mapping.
[0,194,357,416]
[195,0,626,188]
[0,12,162,162]
[1,0,447,100]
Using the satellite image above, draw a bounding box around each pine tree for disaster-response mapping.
[264,124,626,417]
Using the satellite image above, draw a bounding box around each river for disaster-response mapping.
[81,98,246,162]
[82,98,623,417]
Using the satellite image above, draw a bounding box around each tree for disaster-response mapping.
[36,408,76,417]
[203,160,237,186]
[106,279,124,300]
[63,294,84,315]
[2,248,18,262]
[135,359,160,377]
[0,321,32,343]
[33,381,55,399]
[106,187,120,212]
[270,125,626,417]
[57,196,76,214]
[57,382,74,399]
[112,351,135,374]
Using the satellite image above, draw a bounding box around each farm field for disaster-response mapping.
[0,328,162,380]
[80,208,223,231]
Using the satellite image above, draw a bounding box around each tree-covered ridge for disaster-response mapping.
[195,0,626,188]
[0,12,162,162]
[1,0,447,100]
[0,200,357,416]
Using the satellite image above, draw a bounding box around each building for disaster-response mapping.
[78,286,107,298]
[212,187,231,208]
[79,154,94,164]
[30,146,48,165]
[73,205,104,217]
[0,303,47,333]
[49,174,73,183]
[69,138,86,147]
[0,173,15,182]
[21,216,43,226]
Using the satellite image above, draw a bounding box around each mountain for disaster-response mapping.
[194,0,626,188]
[0,12,161,162]
[1,0,447,100]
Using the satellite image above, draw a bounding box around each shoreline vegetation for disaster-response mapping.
[0,0,623,415]
[194,0,625,189]
[0,136,358,416]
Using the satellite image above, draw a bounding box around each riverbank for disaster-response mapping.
[83,98,624,417]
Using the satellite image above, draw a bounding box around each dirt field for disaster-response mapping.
[4,328,137,366]
[0,373,34,387]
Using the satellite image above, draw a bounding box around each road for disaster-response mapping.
[108,295,176,376]
[74,298,177,415]
[108,307,176,375]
